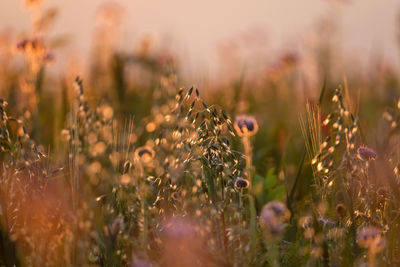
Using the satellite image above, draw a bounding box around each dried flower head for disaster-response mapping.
[234,177,250,189]
[357,146,377,161]
[259,201,290,236]
[335,204,347,218]
[357,226,385,254]
[134,146,155,164]
[233,115,259,137]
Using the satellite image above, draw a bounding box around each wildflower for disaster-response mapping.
[357,146,377,161]
[335,204,347,218]
[234,177,250,189]
[233,115,259,137]
[134,146,155,164]
[318,217,335,227]
[259,201,290,236]
[357,226,385,254]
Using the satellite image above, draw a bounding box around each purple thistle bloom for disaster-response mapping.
[259,201,290,236]
[235,177,250,189]
[357,146,377,161]
[233,115,259,137]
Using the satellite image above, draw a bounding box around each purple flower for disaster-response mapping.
[234,177,250,189]
[357,146,377,161]
[234,115,259,137]
[259,201,290,236]
[357,226,385,254]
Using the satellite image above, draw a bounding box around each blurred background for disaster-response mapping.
[1,0,399,85]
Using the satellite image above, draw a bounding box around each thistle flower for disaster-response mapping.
[233,115,259,137]
[134,146,155,164]
[357,226,385,254]
[259,201,290,236]
[357,146,377,161]
[234,177,250,189]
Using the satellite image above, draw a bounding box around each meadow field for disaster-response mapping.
[0,1,400,266]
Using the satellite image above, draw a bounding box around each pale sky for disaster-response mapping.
[1,0,399,79]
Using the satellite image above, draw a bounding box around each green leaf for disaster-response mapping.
[264,170,277,190]
[267,185,286,201]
